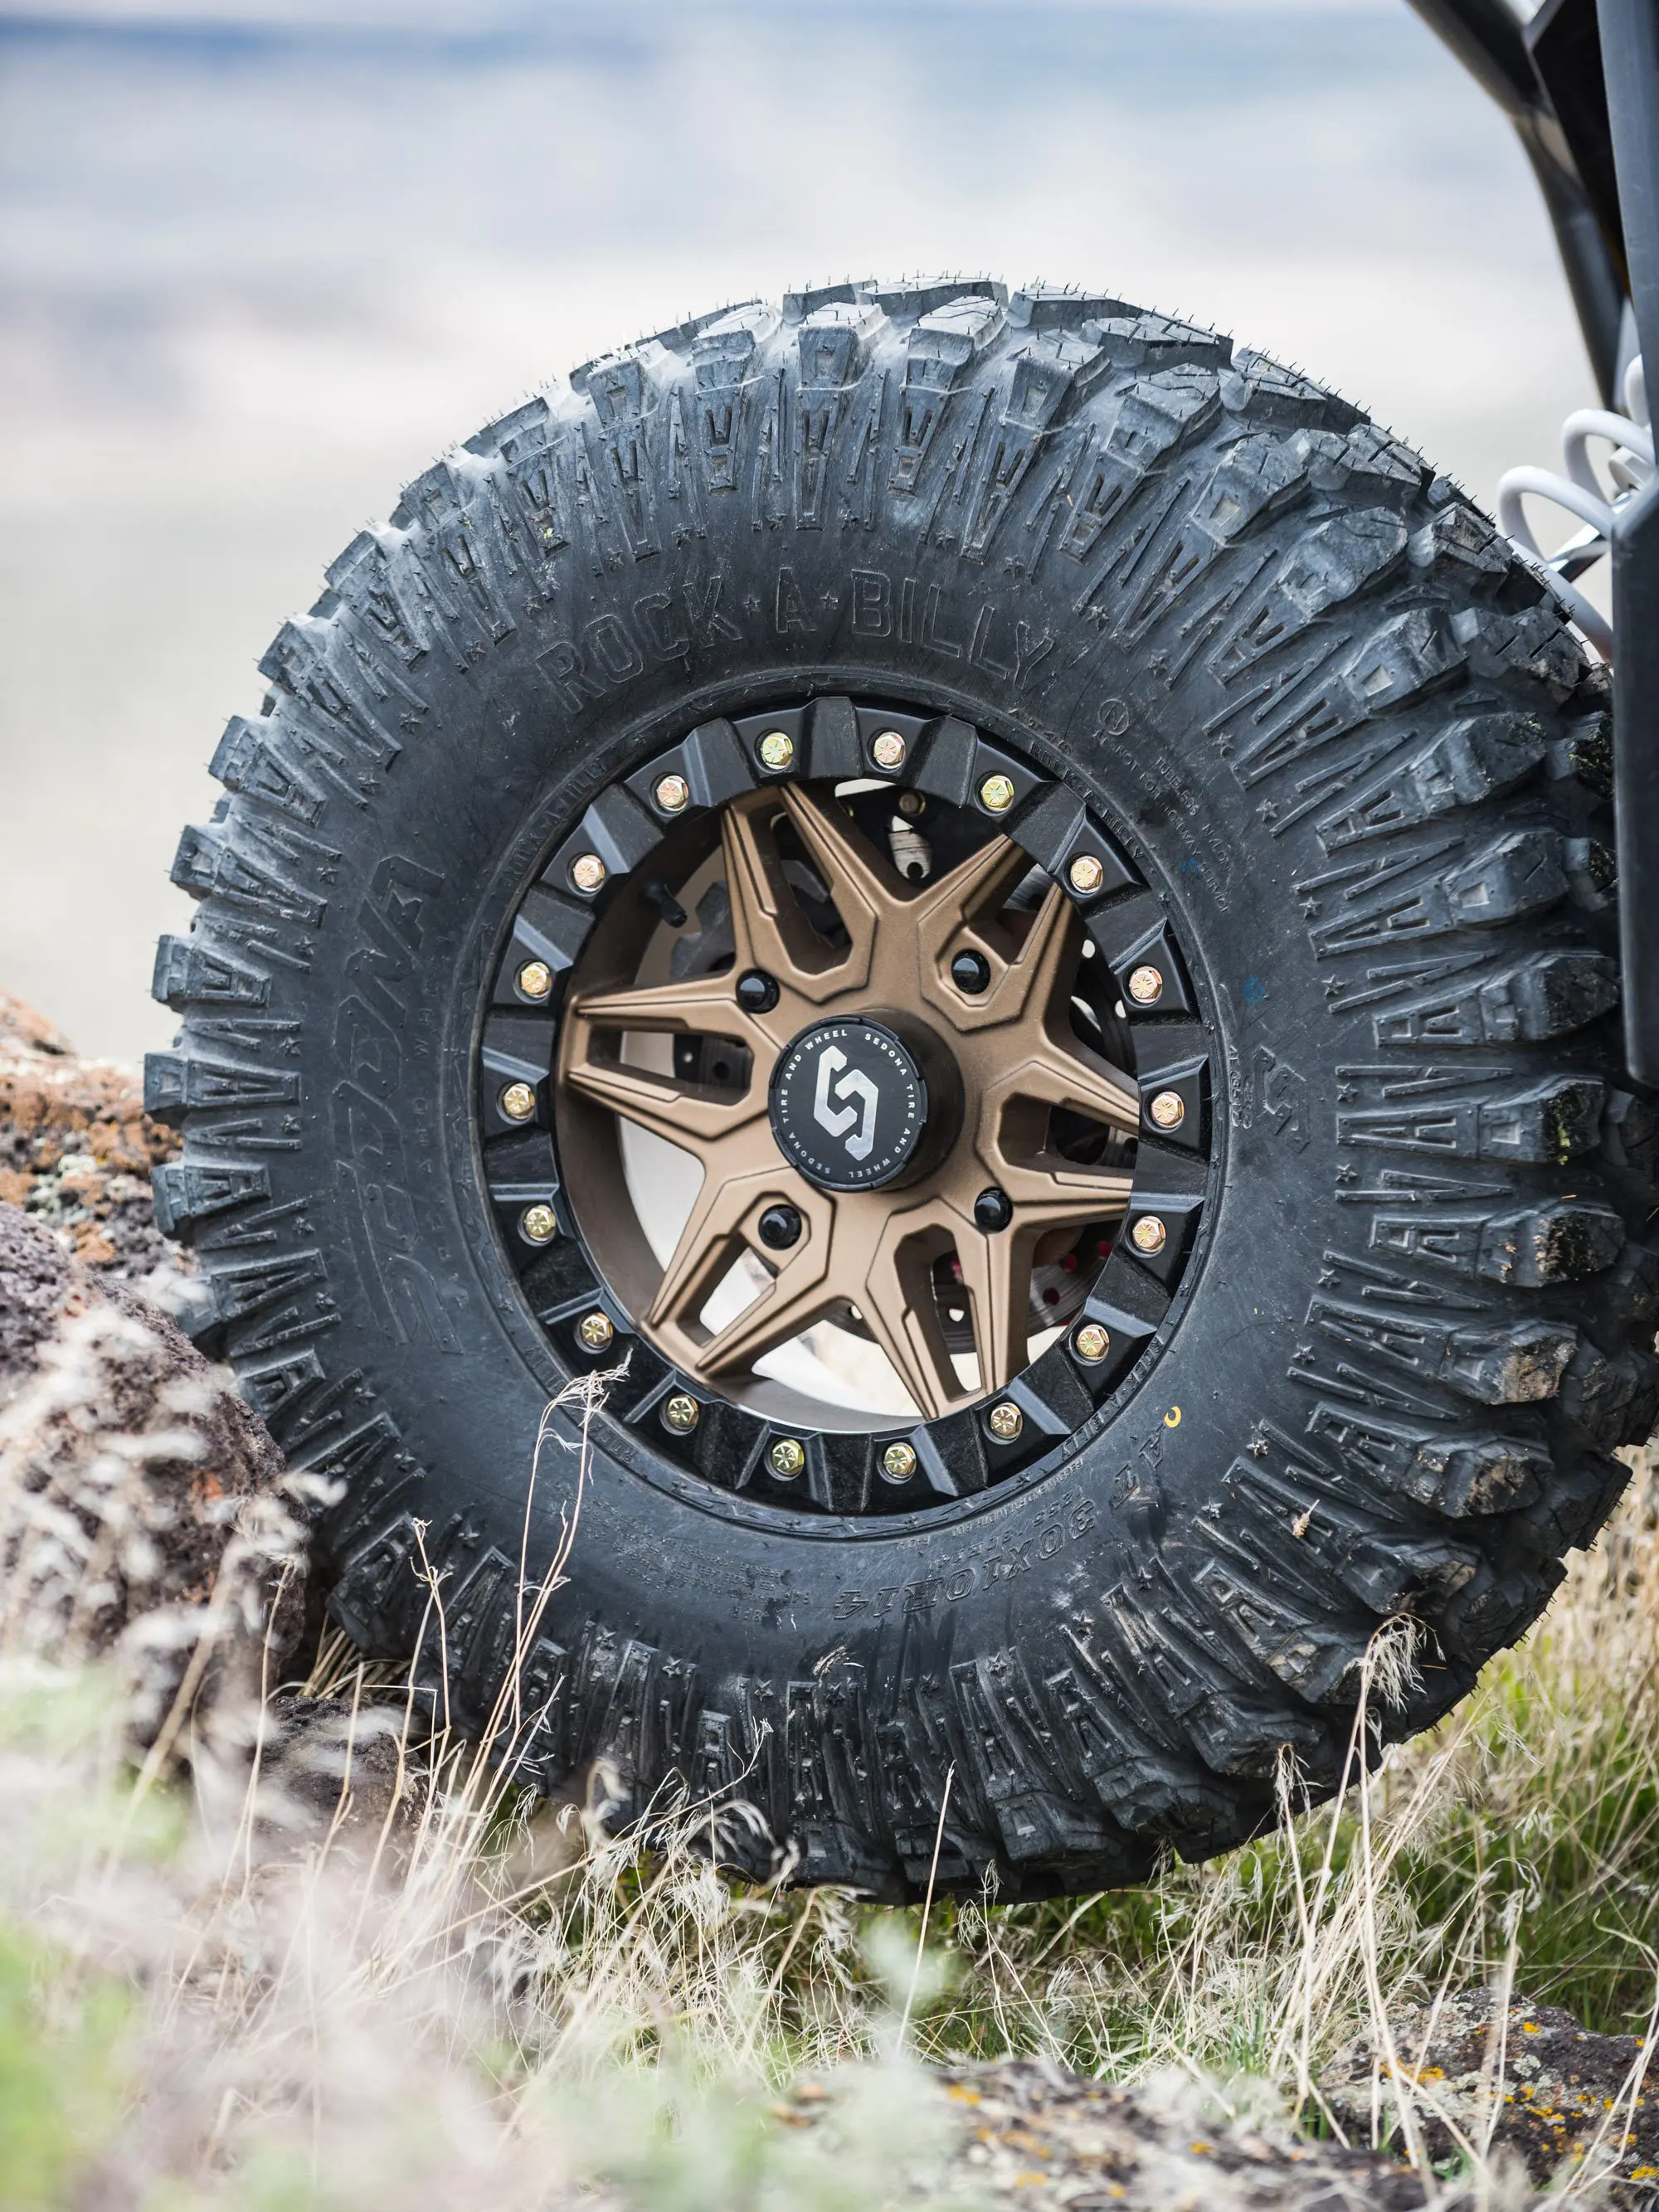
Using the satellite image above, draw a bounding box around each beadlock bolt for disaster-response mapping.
[518,1203,558,1245]
[881,1441,918,1483]
[1131,1215,1168,1256]
[1126,964,1165,1005]
[577,1310,615,1351]
[979,772,1016,814]
[757,731,795,771]
[571,852,608,894]
[1068,853,1106,896]
[499,1081,538,1123]
[871,730,907,771]
[987,1401,1024,1442]
[1073,1321,1111,1364]
[662,1393,700,1434]
[516,959,554,1003]
[654,773,690,814]
[769,1437,806,1478]
[1149,1088,1186,1130]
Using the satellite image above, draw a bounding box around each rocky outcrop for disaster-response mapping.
[1326,1986,1658,2196]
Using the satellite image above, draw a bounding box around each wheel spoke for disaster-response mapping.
[648,1161,828,1353]
[918,859,1080,1032]
[863,1203,978,1419]
[687,1181,843,1376]
[721,790,882,999]
[562,1048,766,1151]
[569,970,771,1046]
[993,1033,1141,1135]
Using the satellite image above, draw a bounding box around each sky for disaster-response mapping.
[0,0,1593,1062]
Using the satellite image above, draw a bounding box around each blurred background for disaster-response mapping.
[0,0,1594,1064]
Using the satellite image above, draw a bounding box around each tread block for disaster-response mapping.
[1336,1076,1606,1162]
[1305,1403,1549,1514]
[152,934,270,1010]
[150,1159,272,1235]
[1373,951,1618,1048]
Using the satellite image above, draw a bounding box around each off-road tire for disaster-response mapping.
[150,280,1659,1899]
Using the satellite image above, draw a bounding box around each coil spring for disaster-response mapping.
[1496,355,1652,659]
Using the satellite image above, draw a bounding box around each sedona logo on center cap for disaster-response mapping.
[812,1047,879,1160]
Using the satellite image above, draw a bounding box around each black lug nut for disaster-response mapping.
[951,950,991,995]
[758,1203,803,1251]
[974,1187,1014,1232]
[736,969,780,1014]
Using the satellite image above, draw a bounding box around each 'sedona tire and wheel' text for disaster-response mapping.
[149,280,1659,1899]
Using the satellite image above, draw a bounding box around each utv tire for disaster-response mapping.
[150,281,1658,1899]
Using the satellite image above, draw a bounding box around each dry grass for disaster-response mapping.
[1,1336,1656,2209]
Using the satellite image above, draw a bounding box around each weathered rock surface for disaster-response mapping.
[0,988,181,1280]
[1326,1986,1658,2198]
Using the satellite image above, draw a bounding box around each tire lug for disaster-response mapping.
[758,1203,803,1250]
[737,969,780,1014]
[974,1187,1013,1232]
[951,949,991,994]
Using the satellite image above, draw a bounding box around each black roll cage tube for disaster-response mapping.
[1407,0,1659,1083]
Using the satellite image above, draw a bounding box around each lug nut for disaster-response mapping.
[979,772,1016,814]
[768,1437,805,1478]
[758,1203,803,1251]
[1068,853,1106,896]
[662,1393,700,1434]
[950,949,991,995]
[736,969,780,1014]
[571,852,608,894]
[1149,1089,1186,1130]
[757,731,795,771]
[1126,964,1165,1005]
[987,1401,1024,1442]
[871,730,907,771]
[974,1187,1013,1232]
[881,1441,917,1483]
[518,1203,558,1245]
[654,773,690,814]
[577,1310,615,1351]
[1131,1215,1168,1256]
[1073,1321,1111,1364]
[516,959,554,1002]
[499,1081,538,1123]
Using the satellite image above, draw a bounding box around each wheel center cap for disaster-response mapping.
[769,1018,930,1193]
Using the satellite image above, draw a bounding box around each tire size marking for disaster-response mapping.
[830,1498,1097,1620]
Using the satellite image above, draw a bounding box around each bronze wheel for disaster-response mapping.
[481,697,1213,1513]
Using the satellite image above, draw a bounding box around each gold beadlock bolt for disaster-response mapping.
[499,1081,538,1123]
[768,1437,805,1477]
[516,959,554,1002]
[881,1441,917,1482]
[757,731,795,771]
[570,852,608,894]
[1073,1322,1111,1364]
[987,1401,1023,1441]
[1149,1089,1186,1130]
[662,1393,700,1433]
[979,772,1015,814]
[654,773,690,813]
[577,1310,615,1351]
[871,730,907,771]
[1126,964,1164,1004]
[1067,853,1106,896]
[1131,1215,1168,1256]
[518,1203,557,1245]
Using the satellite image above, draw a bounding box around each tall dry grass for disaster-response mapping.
[1,1321,1655,2208]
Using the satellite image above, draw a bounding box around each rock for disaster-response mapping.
[1324,1986,1659,2195]
[0,988,181,1280]
[776,2059,1453,2209]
